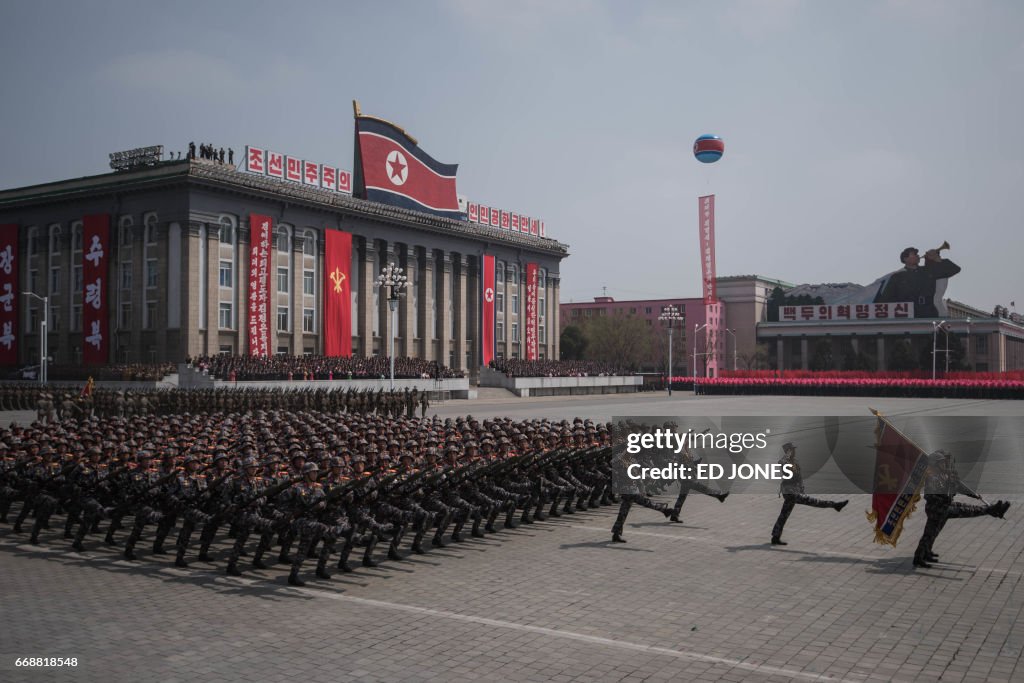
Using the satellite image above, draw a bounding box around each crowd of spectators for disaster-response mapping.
[189,355,464,381]
[488,359,632,378]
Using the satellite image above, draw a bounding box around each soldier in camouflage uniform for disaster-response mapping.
[668,443,728,524]
[171,455,212,568]
[610,448,673,543]
[67,446,109,551]
[913,451,1010,568]
[123,450,169,561]
[771,442,848,546]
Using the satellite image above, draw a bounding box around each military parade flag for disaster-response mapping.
[324,229,353,357]
[248,214,272,357]
[865,409,929,546]
[353,102,463,220]
[482,254,496,366]
[0,224,18,366]
[82,214,110,365]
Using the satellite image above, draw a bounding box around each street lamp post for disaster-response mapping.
[375,262,408,390]
[724,328,737,372]
[692,323,708,382]
[965,317,972,371]
[23,292,47,385]
[931,320,947,380]
[658,305,684,395]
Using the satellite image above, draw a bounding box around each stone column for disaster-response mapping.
[237,223,250,356]
[465,255,479,373]
[876,337,886,371]
[184,222,203,359]
[454,254,468,373]
[776,338,785,371]
[379,242,395,359]
[399,244,415,357]
[358,239,375,358]
[292,234,304,355]
[419,249,434,361]
[552,274,561,358]
[437,251,451,368]
[205,226,219,354]
[800,338,809,370]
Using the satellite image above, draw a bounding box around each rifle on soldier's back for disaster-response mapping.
[109,467,183,517]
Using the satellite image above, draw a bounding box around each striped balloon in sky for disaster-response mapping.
[693,134,724,163]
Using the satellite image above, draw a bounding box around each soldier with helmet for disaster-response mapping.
[770,442,848,546]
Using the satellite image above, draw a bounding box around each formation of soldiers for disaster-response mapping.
[0,411,618,585]
[0,385,432,421]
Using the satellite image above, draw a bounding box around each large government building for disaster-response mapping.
[0,153,567,372]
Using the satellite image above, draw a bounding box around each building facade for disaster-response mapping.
[0,158,567,372]
[560,276,1024,374]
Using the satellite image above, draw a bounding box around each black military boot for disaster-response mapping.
[315,565,331,580]
[123,545,137,560]
[226,561,242,576]
[668,513,682,523]
[362,535,379,567]
[611,531,626,543]
[251,552,269,570]
[471,515,486,538]
[834,500,849,512]
[912,554,932,569]
[717,492,730,503]
[175,549,189,568]
[288,568,305,586]
[104,529,117,545]
[64,516,76,539]
[771,537,787,546]
[662,508,674,519]
[484,507,500,534]
[504,505,519,529]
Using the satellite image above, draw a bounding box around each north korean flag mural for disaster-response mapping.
[0,225,18,365]
[353,106,463,220]
[324,229,353,357]
[82,214,110,365]
[482,254,495,366]
[248,214,272,356]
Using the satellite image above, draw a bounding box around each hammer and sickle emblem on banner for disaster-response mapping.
[330,268,346,294]
[876,464,898,492]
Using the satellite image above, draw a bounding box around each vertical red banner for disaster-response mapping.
[482,254,495,366]
[324,229,353,356]
[699,195,717,304]
[248,214,272,356]
[0,225,19,365]
[82,214,109,365]
[525,262,539,360]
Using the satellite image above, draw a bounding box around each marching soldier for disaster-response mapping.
[771,442,848,546]
[913,451,1010,568]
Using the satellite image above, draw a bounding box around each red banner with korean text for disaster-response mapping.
[699,195,717,304]
[83,214,110,365]
[525,262,539,360]
[324,229,353,357]
[482,254,495,366]
[0,225,18,365]
[248,214,272,356]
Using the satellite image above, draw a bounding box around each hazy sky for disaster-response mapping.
[2,1,1022,311]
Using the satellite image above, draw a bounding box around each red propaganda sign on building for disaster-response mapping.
[324,229,353,357]
[248,214,273,356]
[0,225,18,365]
[699,195,717,304]
[525,262,539,360]
[482,254,495,366]
[82,214,110,365]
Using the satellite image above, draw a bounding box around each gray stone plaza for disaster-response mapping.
[1,393,1022,682]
